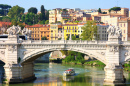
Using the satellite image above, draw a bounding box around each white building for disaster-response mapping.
[97,24,109,40]
[77,24,84,38]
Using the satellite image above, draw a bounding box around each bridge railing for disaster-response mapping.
[20,40,107,44]
[0,40,7,44]
[122,41,130,45]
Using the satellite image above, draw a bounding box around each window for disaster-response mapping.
[124,24,125,27]
[124,37,125,41]
[124,30,125,33]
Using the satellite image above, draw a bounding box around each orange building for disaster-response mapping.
[26,24,50,40]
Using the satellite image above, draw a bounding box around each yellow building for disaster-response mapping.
[50,24,62,40]
[62,22,78,40]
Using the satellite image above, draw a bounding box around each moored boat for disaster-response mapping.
[63,68,75,76]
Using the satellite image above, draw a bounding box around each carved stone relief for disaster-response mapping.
[8,45,17,53]
[23,50,35,55]
[0,51,5,54]
[109,46,119,54]
[98,52,105,56]
[125,52,130,56]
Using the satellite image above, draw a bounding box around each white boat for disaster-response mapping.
[63,68,75,76]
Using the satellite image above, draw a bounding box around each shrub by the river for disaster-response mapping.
[84,60,105,66]
[62,51,85,64]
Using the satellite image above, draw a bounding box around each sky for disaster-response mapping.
[0,0,129,12]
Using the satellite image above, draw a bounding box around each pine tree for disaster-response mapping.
[40,5,45,20]
[98,8,102,13]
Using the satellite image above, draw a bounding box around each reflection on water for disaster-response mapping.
[63,76,74,81]
[1,63,130,86]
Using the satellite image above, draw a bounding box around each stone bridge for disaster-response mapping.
[0,25,130,84]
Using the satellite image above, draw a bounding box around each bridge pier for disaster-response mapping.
[104,65,124,83]
[104,33,125,84]
[4,62,36,83]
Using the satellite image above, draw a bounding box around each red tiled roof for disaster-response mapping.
[0,22,11,25]
[26,24,50,28]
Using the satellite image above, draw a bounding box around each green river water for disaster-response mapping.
[1,63,130,86]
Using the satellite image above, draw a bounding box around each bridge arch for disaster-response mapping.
[21,47,107,65]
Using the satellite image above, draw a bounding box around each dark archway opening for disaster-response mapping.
[0,60,5,82]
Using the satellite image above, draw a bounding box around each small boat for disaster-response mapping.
[63,68,75,76]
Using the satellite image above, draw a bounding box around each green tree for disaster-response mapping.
[23,12,39,25]
[2,16,11,22]
[41,36,48,40]
[28,7,38,14]
[41,5,45,20]
[8,5,24,18]
[45,20,49,24]
[45,10,49,20]
[58,38,62,40]
[0,4,11,16]
[11,19,18,26]
[109,7,121,13]
[102,12,107,14]
[11,19,25,30]
[81,20,98,40]
[98,8,102,13]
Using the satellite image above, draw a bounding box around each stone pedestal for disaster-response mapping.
[104,65,125,83]
[4,62,36,83]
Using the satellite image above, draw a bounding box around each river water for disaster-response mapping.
[1,63,130,86]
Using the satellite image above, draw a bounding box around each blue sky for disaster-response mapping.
[0,0,129,12]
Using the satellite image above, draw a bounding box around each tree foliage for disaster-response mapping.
[2,16,11,22]
[11,19,25,30]
[98,8,102,13]
[41,36,48,40]
[0,4,11,16]
[45,20,49,24]
[40,5,45,20]
[109,7,121,13]
[8,5,24,18]
[81,20,98,40]
[45,10,49,20]
[28,7,38,14]
[21,12,39,25]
